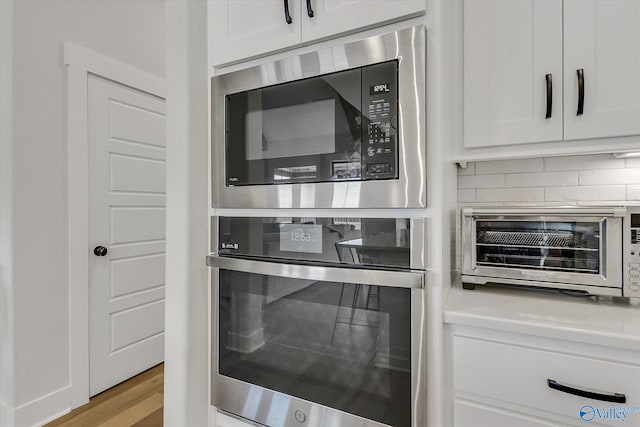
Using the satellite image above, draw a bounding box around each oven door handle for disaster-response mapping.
[206,255,424,289]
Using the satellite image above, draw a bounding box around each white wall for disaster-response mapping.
[165,1,209,426]
[5,1,164,425]
[1,0,15,425]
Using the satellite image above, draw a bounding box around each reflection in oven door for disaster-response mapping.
[218,269,412,427]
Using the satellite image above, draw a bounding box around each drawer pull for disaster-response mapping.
[547,379,626,403]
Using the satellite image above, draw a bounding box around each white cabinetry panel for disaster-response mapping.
[564,0,640,141]
[453,336,640,427]
[463,0,562,148]
[302,0,425,42]
[455,400,570,427]
[209,0,425,67]
[209,0,301,66]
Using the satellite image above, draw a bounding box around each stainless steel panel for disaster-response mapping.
[624,207,640,298]
[212,26,426,209]
[461,275,622,297]
[207,255,424,289]
[461,207,624,292]
[212,216,427,271]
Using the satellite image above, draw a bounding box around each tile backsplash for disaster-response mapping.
[458,154,640,205]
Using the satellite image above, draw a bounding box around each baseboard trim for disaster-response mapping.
[14,386,71,427]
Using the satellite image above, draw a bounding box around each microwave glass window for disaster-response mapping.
[225,60,398,186]
[244,98,336,161]
[475,220,601,274]
[218,270,411,427]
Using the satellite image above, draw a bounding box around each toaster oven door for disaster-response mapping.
[462,213,623,291]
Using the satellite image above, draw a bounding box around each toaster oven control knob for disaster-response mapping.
[93,246,108,257]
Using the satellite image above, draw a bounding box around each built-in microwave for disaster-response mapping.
[211,26,426,209]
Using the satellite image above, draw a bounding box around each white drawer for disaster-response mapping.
[455,399,571,427]
[453,336,640,426]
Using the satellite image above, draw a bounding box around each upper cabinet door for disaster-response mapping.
[301,0,425,42]
[564,0,640,141]
[463,0,563,148]
[209,0,301,66]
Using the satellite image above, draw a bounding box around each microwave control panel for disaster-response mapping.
[624,208,640,298]
[362,61,398,180]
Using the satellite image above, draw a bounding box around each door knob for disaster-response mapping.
[93,246,108,256]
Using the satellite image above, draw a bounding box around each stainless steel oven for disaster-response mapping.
[462,207,625,296]
[207,216,426,427]
[211,26,426,209]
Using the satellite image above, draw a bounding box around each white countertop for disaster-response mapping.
[444,286,640,351]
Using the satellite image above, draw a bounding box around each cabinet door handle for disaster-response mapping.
[576,68,585,116]
[545,73,553,119]
[547,379,626,403]
[306,0,314,17]
[283,0,293,24]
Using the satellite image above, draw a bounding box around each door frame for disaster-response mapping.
[65,42,164,408]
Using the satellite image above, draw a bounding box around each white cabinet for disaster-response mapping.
[302,0,425,42]
[208,0,302,67]
[450,330,640,427]
[564,0,640,141]
[455,400,570,427]
[463,0,640,150]
[463,0,563,148]
[209,0,425,66]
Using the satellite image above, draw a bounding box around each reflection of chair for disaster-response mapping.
[330,242,380,346]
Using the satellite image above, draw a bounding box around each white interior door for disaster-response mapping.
[88,75,166,396]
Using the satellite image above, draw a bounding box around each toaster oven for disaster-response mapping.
[462,207,625,296]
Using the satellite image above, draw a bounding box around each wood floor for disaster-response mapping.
[46,364,164,427]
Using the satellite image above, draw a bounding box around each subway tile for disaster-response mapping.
[458,189,476,202]
[545,185,626,202]
[626,158,640,168]
[505,171,578,188]
[458,174,505,189]
[503,201,572,207]
[628,185,640,201]
[457,162,476,176]
[475,158,544,174]
[579,168,640,185]
[544,154,624,171]
[476,188,544,202]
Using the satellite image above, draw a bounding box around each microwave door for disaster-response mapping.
[225,69,362,186]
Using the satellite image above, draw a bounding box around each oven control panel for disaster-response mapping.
[624,208,640,298]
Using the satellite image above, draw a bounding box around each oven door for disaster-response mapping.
[211,25,425,209]
[207,256,425,427]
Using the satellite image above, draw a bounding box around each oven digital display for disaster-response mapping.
[280,224,323,254]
